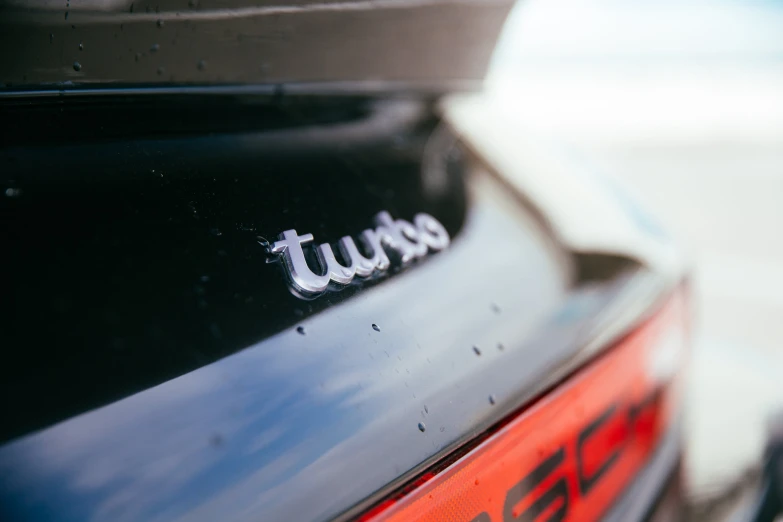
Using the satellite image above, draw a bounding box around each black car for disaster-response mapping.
[0,0,751,520]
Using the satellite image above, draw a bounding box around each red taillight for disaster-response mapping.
[360,289,688,522]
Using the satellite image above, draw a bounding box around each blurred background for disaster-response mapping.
[483,0,783,518]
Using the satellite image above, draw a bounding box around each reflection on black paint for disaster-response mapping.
[0,97,578,522]
[0,98,465,444]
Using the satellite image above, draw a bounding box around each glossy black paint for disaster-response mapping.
[0,0,512,90]
[0,96,466,442]
[0,95,662,522]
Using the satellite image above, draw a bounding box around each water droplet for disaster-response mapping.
[72,61,82,71]
[135,52,142,62]
[64,11,69,19]
[424,404,429,414]
[210,227,222,236]
[157,66,165,75]
[156,19,164,27]
[209,433,224,447]
[418,422,426,432]
[296,326,306,335]
[129,2,134,12]
[489,394,496,405]
[49,33,54,43]
[497,343,504,351]
[439,426,445,432]
[491,303,501,314]
[200,275,210,282]
[197,59,206,71]
[150,43,160,52]
[5,188,21,198]
[474,478,480,485]
[372,324,380,332]
[473,345,481,356]
[188,0,198,7]
[78,42,83,50]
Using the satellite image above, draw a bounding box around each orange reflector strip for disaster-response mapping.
[364,292,686,522]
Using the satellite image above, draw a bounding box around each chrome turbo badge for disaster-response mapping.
[269,211,449,297]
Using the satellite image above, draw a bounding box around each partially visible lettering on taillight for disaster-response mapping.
[363,289,688,522]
